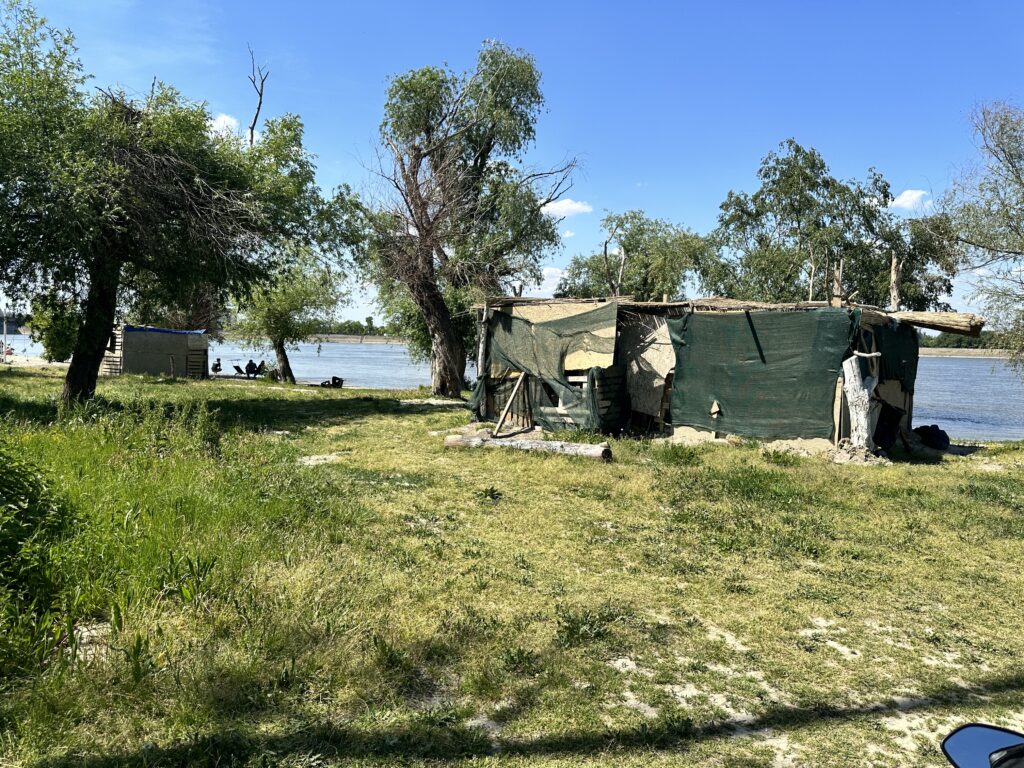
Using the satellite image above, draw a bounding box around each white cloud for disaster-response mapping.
[208,113,240,136]
[525,266,565,297]
[562,229,576,239]
[542,198,593,218]
[889,189,932,212]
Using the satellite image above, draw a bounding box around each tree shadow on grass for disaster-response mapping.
[206,393,467,434]
[0,391,60,424]
[33,671,1024,767]
[0,367,467,434]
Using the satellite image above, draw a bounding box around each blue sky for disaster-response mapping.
[34,0,1024,319]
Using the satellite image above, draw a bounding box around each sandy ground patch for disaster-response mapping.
[705,623,751,653]
[298,452,347,466]
[2,354,68,369]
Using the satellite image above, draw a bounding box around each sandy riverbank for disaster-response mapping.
[1,355,68,369]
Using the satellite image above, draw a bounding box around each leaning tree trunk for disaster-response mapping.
[62,253,122,403]
[412,280,465,398]
[272,339,295,384]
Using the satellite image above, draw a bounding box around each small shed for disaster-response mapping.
[100,325,209,379]
[471,297,984,447]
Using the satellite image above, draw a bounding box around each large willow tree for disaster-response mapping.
[946,103,1024,367]
[366,42,573,397]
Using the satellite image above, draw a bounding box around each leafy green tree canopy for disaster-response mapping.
[232,252,344,383]
[25,293,79,362]
[0,2,347,400]
[366,41,571,396]
[556,210,711,301]
[703,139,957,310]
[945,102,1024,367]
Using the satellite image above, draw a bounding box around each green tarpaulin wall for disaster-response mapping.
[667,308,859,440]
[470,302,628,431]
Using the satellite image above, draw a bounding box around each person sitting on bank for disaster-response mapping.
[255,361,267,376]
[244,359,258,378]
[211,358,222,374]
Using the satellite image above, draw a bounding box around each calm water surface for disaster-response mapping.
[207,339,435,390]
[5,334,1023,440]
[914,357,1024,441]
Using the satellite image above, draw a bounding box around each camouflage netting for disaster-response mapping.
[471,301,628,431]
[667,308,860,440]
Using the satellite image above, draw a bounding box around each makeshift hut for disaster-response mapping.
[471,298,984,447]
[100,325,209,379]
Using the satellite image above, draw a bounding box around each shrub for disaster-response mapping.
[555,600,629,647]
[0,442,73,675]
[27,296,80,363]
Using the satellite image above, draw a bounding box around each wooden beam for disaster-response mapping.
[890,311,985,337]
[444,434,612,461]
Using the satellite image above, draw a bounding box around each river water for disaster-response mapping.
[5,334,1023,441]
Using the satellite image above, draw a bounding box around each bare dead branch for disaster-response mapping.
[247,45,269,148]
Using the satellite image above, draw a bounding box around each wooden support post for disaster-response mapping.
[476,303,488,377]
[832,375,844,446]
[889,251,901,311]
[830,258,844,307]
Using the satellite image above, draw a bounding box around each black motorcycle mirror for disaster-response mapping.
[943,724,1024,767]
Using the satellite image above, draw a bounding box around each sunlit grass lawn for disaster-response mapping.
[2,366,1024,767]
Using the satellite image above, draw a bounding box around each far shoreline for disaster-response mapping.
[919,348,1011,358]
[311,334,406,345]
[216,334,407,346]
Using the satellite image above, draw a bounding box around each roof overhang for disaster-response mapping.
[478,297,985,336]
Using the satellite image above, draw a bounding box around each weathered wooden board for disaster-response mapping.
[444,434,612,461]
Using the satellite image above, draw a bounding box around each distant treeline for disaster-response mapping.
[309,318,389,336]
[918,330,1005,349]
[2,313,29,333]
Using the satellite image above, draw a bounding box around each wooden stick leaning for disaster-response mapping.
[493,371,526,436]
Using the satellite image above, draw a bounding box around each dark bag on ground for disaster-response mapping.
[913,424,950,451]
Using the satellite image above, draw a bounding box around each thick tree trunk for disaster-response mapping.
[62,254,121,404]
[842,353,881,451]
[412,280,465,398]
[273,339,295,384]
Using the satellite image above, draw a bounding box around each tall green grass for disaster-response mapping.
[2,368,1024,767]
[0,442,72,675]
